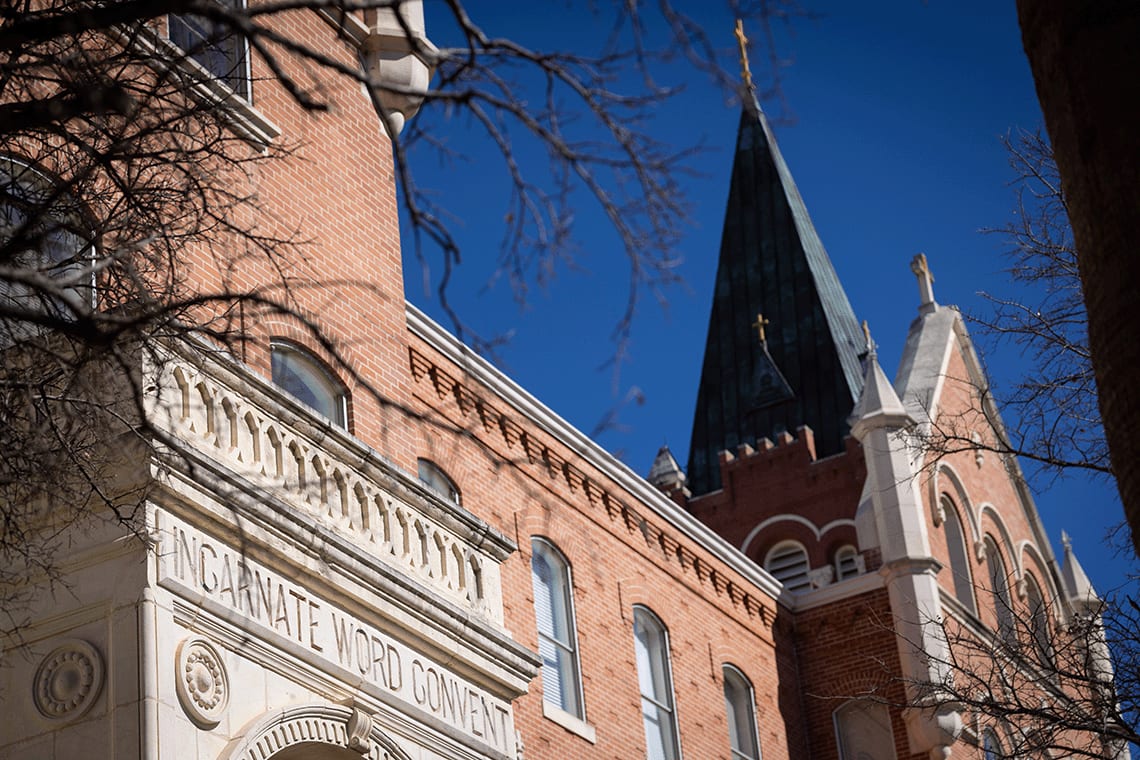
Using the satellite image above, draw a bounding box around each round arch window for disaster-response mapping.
[270,340,348,429]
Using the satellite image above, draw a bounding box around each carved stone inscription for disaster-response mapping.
[156,511,513,754]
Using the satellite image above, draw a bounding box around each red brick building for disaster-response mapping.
[0,4,1110,760]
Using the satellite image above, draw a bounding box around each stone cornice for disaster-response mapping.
[790,569,885,612]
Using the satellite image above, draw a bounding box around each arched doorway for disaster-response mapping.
[223,704,414,760]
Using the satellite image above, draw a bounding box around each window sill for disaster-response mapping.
[182,66,282,148]
[543,702,596,744]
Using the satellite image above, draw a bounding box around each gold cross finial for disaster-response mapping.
[861,320,874,353]
[910,252,934,282]
[734,19,754,93]
[910,252,937,308]
[752,312,770,344]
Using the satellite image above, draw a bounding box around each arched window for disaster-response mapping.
[984,536,1014,640]
[417,459,460,505]
[530,538,584,719]
[834,700,897,760]
[941,495,976,613]
[723,665,761,760]
[633,606,680,760]
[168,0,250,98]
[1024,573,1053,664]
[982,727,1003,759]
[765,541,811,592]
[270,340,348,428]
[0,157,94,331]
[834,545,861,581]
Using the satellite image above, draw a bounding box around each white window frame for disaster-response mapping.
[633,605,681,760]
[269,340,348,429]
[530,538,589,733]
[722,664,761,760]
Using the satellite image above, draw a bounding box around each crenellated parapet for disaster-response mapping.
[688,426,866,573]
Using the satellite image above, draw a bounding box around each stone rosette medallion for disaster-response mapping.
[33,639,104,721]
[175,636,230,728]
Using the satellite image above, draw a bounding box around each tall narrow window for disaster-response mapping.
[1024,574,1053,664]
[834,700,897,760]
[418,459,460,505]
[0,158,94,330]
[169,0,250,98]
[984,536,1014,640]
[270,341,348,429]
[982,728,1003,759]
[530,539,584,719]
[633,606,680,760]
[941,496,976,613]
[764,541,811,592]
[723,665,761,760]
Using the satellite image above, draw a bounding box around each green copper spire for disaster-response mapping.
[686,100,864,496]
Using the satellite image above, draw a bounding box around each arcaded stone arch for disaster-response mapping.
[739,514,856,556]
[1018,540,1062,607]
[223,704,414,760]
[977,503,1018,577]
[929,462,979,543]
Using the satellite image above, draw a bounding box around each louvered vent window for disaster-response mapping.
[835,545,860,580]
[765,542,811,592]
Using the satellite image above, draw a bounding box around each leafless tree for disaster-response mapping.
[1014,0,1140,555]
[0,1,804,638]
[916,129,1109,489]
[904,577,1139,758]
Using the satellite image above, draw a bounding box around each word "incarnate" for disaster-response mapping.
[158,513,512,753]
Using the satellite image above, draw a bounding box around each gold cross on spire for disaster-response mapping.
[861,320,874,353]
[910,252,937,308]
[734,19,754,93]
[910,252,934,282]
[751,312,770,344]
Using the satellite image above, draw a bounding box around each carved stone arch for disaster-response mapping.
[740,513,824,556]
[223,704,413,760]
[929,462,978,541]
[1016,540,1067,628]
[1018,540,1063,610]
[977,504,1018,578]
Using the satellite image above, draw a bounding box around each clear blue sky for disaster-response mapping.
[403,1,1131,595]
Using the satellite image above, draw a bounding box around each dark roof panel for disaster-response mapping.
[686,104,864,495]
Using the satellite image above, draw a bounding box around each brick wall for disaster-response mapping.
[405,333,805,759]
[688,428,867,574]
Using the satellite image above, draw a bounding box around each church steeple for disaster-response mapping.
[686,33,864,496]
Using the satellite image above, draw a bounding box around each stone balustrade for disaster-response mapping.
[148,348,499,623]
